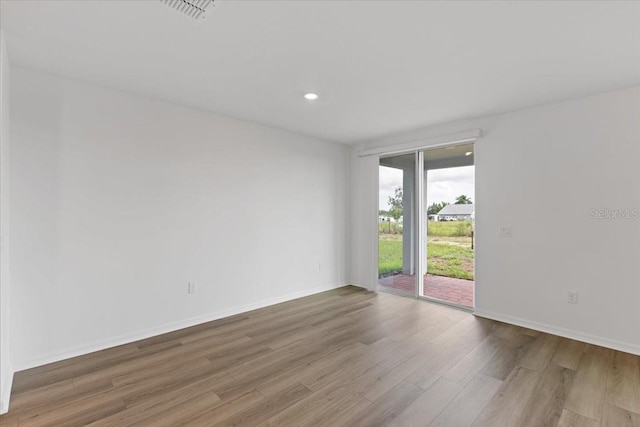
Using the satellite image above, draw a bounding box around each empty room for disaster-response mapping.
[1,1,639,426]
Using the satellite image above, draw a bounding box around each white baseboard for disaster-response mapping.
[15,282,347,372]
[474,309,640,356]
[0,364,14,415]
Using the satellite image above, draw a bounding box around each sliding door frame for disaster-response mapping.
[417,144,475,311]
[373,133,479,311]
[415,151,426,299]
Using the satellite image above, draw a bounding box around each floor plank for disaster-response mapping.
[442,333,510,386]
[565,344,613,421]
[127,390,221,427]
[1,287,638,426]
[257,380,359,427]
[179,390,265,426]
[518,362,574,427]
[85,375,225,426]
[210,383,313,427]
[604,351,640,414]
[480,331,536,381]
[600,404,640,427]
[471,367,540,426]
[552,337,587,370]
[340,381,424,427]
[557,409,599,427]
[518,332,561,372]
[387,377,463,427]
[429,374,503,427]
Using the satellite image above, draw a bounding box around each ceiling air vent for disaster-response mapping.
[161,0,214,20]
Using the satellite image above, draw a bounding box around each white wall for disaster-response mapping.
[0,30,13,414]
[350,87,640,354]
[9,67,350,370]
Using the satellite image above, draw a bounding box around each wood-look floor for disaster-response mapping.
[2,286,639,427]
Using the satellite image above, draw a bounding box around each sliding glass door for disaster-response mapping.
[378,145,475,309]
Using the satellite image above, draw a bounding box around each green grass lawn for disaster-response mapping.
[426,242,474,280]
[427,220,472,237]
[378,233,474,280]
[379,220,472,237]
[378,236,404,276]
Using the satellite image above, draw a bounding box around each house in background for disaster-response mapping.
[435,204,475,221]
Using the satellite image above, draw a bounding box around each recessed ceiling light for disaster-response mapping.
[465,151,473,156]
[304,93,319,101]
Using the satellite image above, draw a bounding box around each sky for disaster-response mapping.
[379,165,475,211]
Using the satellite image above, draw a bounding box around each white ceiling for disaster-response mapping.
[2,0,639,144]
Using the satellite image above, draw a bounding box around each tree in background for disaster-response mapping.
[455,195,472,204]
[388,187,403,221]
[427,201,449,215]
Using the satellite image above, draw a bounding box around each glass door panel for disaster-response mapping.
[420,144,475,308]
[378,153,418,297]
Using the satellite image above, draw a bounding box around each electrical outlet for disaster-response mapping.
[499,226,512,237]
[188,282,197,294]
[568,291,578,304]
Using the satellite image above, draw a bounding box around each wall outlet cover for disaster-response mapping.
[188,282,197,294]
